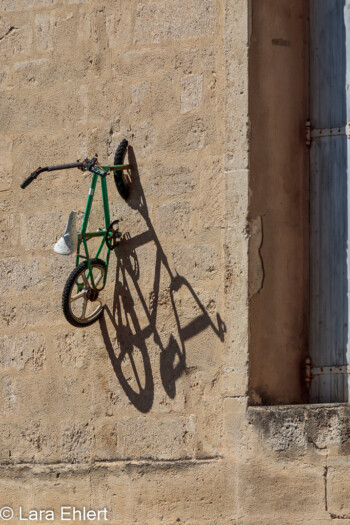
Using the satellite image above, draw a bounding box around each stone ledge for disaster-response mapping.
[247,404,350,453]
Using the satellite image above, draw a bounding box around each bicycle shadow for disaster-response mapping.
[99,147,226,413]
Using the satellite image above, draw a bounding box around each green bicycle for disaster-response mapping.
[21,139,130,327]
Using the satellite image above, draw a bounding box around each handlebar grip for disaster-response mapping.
[46,162,84,171]
[20,172,37,189]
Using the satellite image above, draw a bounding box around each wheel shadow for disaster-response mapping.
[99,147,226,412]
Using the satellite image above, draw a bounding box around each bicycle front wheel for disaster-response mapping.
[62,258,106,327]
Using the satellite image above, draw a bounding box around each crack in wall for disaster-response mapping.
[0,26,18,42]
[325,455,350,520]
[330,513,350,520]
[248,215,265,299]
[324,455,328,512]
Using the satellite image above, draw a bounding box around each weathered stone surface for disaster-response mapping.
[134,0,216,45]
[248,406,350,455]
[61,422,95,463]
[116,415,196,460]
[181,74,204,114]
[0,333,46,371]
[237,458,326,520]
[0,257,42,293]
[0,300,17,328]
[2,377,17,414]
[0,0,332,524]
[91,460,235,523]
[0,136,13,191]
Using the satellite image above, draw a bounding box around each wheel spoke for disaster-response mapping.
[71,290,86,302]
[81,272,90,288]
[81,297,88,319]
[94,272,103,287]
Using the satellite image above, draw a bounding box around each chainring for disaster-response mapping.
[105,220,121,250]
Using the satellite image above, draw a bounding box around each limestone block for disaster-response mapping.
[55,331,92,370]
[0,214,19,252]
[175,48,216,75]
[19,420,59,462]
[30,468,92,519]
[20,0,57,8]
[0,21,33,60]
[159,115,216,153]
[224,398,256,458]
[106,9,133,49]
[0,468,34,514]
[248,407,308,453]
[248,406,350,456]
[172,243,218,282]
[0,0,17,11]
[4,86,86,133]
[181,74,204,114]
[126,121,156,157]
[93,417,119,461]
[61,422,95,463]
[194,398,223,459]
[157,199,194,238]
[0,65,8,86]
[197,155,225,231]
[2,377,17,415]
[19,299,57,328]
[134,0,216,45]
[147,165,195,197]
[91,460,236,523]
[87,80,123,123]
[11,58,48,87]
[0,136,13,191]
[327,457,350,517]
[21,211,63,251]
[225,103,249,171]
[0,300,17,329]
[116,415,196,460]
[224,0,249,75]
[237,458,326,520]
[0,332,46,371]
[0,420,60,464]
[0,465,91,518]
[116,49,168,78]
[34,13,56,51]
[220,367,248,398]
[128,77,176,119]
[48,252,77,290]
[225,170,249,229]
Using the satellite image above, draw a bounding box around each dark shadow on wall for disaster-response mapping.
[100,147,226,413]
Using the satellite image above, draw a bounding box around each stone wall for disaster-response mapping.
[0,0,249,522]
[2,0,347,524]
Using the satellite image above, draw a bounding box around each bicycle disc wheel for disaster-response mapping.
[62,258,106,327]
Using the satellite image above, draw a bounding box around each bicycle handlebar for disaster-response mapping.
[46,162,85,171]
[20,159,97,189]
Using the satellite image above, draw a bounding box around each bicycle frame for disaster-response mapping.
[76,164,128,289]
